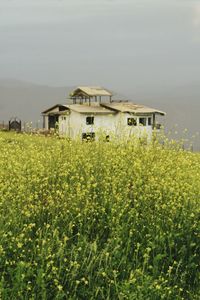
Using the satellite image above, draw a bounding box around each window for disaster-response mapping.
[86,116,94,125]
[106,135,110,142]
[148,117,152,126]
[127,118,137,126]
[82,132,95,141]
[139,118,146,126]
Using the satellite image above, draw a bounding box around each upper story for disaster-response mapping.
[70,86,113,104]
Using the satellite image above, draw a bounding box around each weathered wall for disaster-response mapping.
[59,111,154,140]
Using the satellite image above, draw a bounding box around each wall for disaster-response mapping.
[59,111,115,138]
[59,114,70,136]
[114,113,153,140]
[59,111,154,140]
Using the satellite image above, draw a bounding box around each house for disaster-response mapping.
[42,86,166,140]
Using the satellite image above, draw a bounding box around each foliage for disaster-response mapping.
[0,132,199,299]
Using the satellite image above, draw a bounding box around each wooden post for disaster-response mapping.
[153,113,156,129]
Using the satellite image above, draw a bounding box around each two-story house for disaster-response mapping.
[42,86,166,140]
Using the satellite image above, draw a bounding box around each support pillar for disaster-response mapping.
[153,113,156,129]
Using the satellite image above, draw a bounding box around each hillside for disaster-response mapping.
[129,85,200,151]
[0,79,72,124]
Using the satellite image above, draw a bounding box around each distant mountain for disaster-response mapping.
[118,84,199,151]
[0,79,73,124]
[126,84,200,150]
[0,79,199,150]
[0,79,38,88]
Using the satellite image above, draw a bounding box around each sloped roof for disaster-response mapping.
[101,102,166,115]
[71,86,113,97]
[65,104,115,114]
[42,104,68,114]
[42,102,166,116]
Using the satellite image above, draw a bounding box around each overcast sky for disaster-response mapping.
[0,0,200,91]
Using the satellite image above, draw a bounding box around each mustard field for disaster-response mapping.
[0,132,199,299]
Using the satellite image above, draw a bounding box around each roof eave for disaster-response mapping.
[71,87,113,97]
[154,111,166,116]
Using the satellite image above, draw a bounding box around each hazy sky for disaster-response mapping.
[0,0,200,90]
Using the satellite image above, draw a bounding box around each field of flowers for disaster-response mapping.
[0,131,199,299]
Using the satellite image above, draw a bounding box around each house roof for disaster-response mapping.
[42,104,68,114]
[70,86,113,97]
[42,101,166,116]
[101,102,166,116]
[65,104,115,114]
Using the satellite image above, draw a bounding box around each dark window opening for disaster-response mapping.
[86,116,94,125]
[139,118,146,126]
[106,135,110,142]
[48,115,59,129]
[82,132,95,141]
[127,118,137,126]
[148,117,152,126]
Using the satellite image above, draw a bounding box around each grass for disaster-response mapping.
[0,131,199,299]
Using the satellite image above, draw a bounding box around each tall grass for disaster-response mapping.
[0,132,199,299]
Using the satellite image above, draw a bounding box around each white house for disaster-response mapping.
[42,86,166,140]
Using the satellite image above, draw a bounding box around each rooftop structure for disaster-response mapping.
[70,86,113,104]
